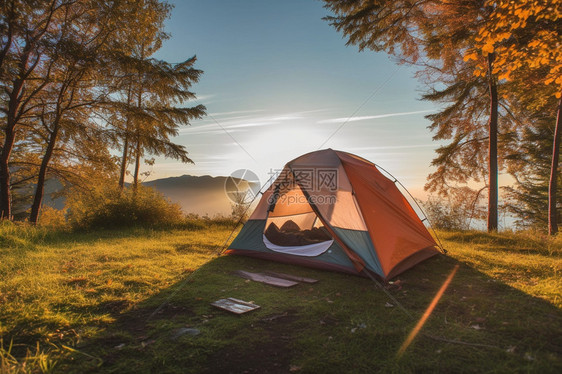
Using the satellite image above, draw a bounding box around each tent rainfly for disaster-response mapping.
[226,149,440,280]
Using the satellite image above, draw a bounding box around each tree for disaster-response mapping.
[1,0,205,223]
[467,0,562,233]
[105,0,205,191]
[323,0,504,231]
[128,56,205,190]
[27,0,144,223]
[0,0,66,219]
[108,0,172,190]
[503,114,561,229]
[423,1,507,232]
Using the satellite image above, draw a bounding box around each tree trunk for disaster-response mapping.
[0,7,53,219]
[0,69,28,220]
[0,131,16,220]
[119,136,129,190]
[487,53,498,232]
[133,134,141,190]
[29,123,60,224]
[132,69,144,193]
[548,95,562,235]
[118,84,133,190]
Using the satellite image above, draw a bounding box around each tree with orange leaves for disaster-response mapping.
[466,0,562,234]
[324,0,505,232]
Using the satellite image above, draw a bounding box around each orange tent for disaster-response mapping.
[227,149,440,280]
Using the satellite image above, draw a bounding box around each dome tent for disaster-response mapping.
[226,149,440,280]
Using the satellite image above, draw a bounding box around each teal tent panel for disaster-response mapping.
[332,227,384,277]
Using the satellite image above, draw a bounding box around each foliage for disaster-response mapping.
[465,0,562,95]
[464,0,562,234]
[421,190,486,231]
[37,206,68,231]
[503,115,562,230]
[66,184,185,230]
[323,0,508,231]
[0,227,560,372]
[0,0,205,223]
[102,0,206,190]
[323,0,561,233]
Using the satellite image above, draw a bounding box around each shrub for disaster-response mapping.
[38,206,69,230]
[421,195,475,231]
[66,183,184,230]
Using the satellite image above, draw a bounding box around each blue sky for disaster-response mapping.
[149,0,444,197]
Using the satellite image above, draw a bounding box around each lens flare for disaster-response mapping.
[397,264,459,358]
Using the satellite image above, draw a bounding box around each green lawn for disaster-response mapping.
[1,222,561,373]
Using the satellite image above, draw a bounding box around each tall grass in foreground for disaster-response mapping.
[1,338,61,373]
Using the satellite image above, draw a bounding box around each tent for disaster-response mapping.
[226,149,440,280]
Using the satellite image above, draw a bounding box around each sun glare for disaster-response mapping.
[397,264,460,358]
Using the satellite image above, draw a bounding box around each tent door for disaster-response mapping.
[263,183,334,256]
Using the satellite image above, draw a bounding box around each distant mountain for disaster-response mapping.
[39,174,246,218]
[143,174,249,217]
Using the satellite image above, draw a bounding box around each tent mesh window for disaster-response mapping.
[264,178,332,247]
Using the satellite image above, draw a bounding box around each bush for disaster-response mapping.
[38,206,69,230]
[66,183,185,230]
[421,195,474,231]
[420,187,489,231]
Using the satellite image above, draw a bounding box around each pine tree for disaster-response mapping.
[504,116,561,229]
[323,0,505,231]
[467,0,562,233]
[105,0,205,190]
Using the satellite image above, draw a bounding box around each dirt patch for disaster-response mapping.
[204,310,298,374]
[117,302,196,336]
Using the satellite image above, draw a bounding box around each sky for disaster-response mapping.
[148,0,446,198]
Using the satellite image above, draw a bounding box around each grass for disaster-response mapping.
[1,222,561,373]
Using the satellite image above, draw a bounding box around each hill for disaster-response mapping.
[38,174,250,218]
[140,174,250,217]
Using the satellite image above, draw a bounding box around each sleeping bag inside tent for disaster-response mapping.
[226,149,440,280]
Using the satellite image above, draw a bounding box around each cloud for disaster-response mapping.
[185,94,216,103]
[179,110,311,135]
[348,144,436,151]
[226,121,278,129]
[208,109,265,117]
[316,109,434,124]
